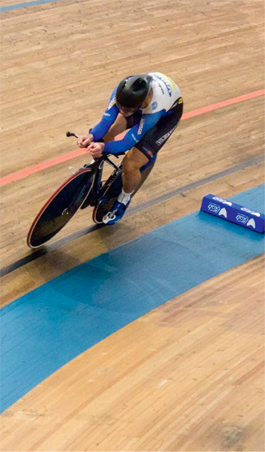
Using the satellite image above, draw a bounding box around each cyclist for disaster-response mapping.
[77,72,183,224]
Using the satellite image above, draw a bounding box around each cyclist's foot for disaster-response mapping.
[103,199,131,225]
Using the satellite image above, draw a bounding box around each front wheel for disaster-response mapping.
[27,168,94,248]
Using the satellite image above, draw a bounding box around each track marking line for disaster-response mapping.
[1,89,264,187]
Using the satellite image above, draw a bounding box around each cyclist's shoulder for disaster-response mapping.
[148,71,179,87]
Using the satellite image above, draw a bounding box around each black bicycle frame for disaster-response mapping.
[83,154,123,207]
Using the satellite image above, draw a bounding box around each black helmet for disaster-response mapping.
[116,75,152,109]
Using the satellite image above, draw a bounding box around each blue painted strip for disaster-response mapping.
[0,0,66,12]
[0,184,264,413]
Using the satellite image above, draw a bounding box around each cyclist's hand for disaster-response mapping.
[87,142,105,158]
[77,134,93,148]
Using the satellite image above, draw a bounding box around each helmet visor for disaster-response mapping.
[116,102,139,114]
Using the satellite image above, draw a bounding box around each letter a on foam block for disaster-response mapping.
[201,194,265,233]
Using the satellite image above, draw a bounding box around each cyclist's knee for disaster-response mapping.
[122,159,136,174]
[123,147,149,171]
[123,154,142,173]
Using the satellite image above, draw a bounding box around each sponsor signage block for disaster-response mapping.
[201,194,265,233]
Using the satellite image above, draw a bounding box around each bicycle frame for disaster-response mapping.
[27,132,156,248]
[79,154,123,209]
[67,129,124,206]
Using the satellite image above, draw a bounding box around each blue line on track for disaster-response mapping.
[0,0,65,12]
[0,184,264,413]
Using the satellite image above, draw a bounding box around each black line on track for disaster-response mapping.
[1,154,264,278]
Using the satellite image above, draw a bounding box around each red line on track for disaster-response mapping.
[182,89,265,119]
[1,89,264,187]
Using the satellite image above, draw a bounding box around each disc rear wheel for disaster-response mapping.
[27,168,94,248]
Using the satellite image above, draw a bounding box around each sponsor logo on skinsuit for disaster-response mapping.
[108,96,116,110]
[155,124,178,146]
[143,147,154,157]
[158,83,165,94]
[155,73,172,97]
[138,119,145,135]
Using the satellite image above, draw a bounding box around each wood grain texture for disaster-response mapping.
[0,0,264,449]
[1,256,264,451]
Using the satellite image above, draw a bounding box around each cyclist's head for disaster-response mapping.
[116,75,152,112]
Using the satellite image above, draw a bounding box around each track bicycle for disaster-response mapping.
[27,132,156,249]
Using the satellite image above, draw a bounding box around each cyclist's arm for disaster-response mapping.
[89,87,119,141]
[103,110,165,155]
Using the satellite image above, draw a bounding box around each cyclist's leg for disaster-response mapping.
[102,147,150,225]
[121,147,149,193]
[108,101,183,196]
[102,103,182,224]
[116,101,183,205]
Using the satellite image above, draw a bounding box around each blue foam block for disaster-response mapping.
[201,194,265,233]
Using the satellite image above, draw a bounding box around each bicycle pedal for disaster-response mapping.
[106,210,117,219]
[102,210,117,224]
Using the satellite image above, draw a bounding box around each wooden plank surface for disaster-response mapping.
[1,255,264,451]
[0,0,264,449]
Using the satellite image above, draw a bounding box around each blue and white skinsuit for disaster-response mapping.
[90,71,183,160]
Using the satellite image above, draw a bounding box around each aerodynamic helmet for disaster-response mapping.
[116,75,152,110]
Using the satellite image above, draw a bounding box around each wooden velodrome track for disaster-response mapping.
[0,0,264,450]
